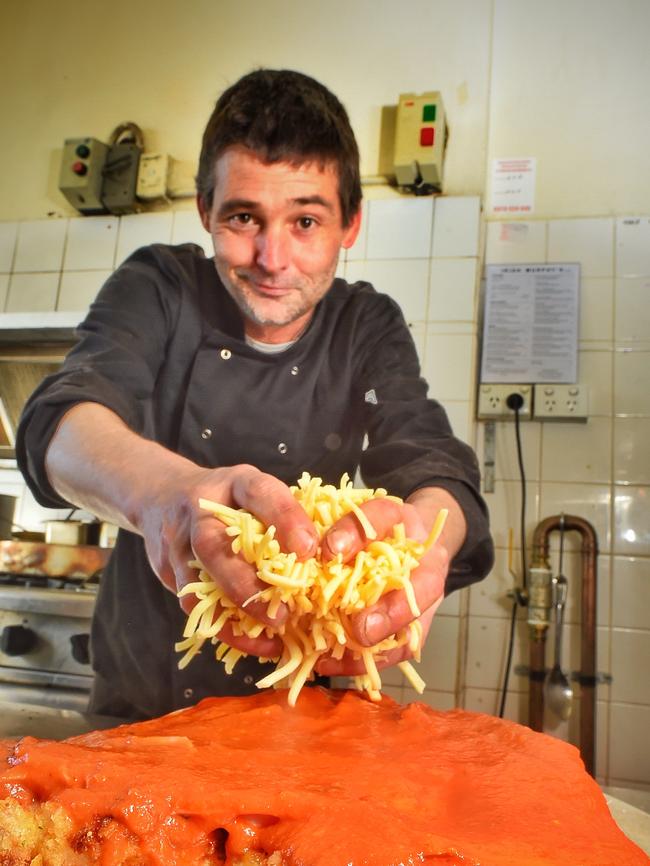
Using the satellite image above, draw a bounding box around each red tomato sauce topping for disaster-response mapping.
[1,688,646,865]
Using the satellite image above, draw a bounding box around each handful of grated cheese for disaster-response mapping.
[176,472,447,706]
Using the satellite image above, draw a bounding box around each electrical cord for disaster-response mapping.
[498,394,527,718]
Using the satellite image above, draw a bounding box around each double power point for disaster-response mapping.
[477,384,588,421]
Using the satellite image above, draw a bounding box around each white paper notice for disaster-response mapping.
[481,264,580,383]
[490,158,536,215]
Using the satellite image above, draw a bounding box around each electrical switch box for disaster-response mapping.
[393,91,446,193]
[101,143,142,215]
[136,152,170,200]
[58,137,108,214]
[533,384,588,421]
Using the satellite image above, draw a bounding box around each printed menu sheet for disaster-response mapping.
[481,264,579,383]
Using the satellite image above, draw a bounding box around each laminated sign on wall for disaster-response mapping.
[480,263,580,383]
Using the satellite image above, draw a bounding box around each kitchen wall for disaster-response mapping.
[1,0,648,788]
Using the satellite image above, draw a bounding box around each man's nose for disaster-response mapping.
[255,227,290,272]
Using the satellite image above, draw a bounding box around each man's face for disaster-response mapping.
[198,146,361,343]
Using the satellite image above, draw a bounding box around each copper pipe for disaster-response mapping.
[528,626,547,732]
[530,514,599,775]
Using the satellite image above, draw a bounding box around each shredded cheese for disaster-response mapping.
[176,473,447,705]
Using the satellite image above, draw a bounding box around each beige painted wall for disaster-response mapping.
[2,0,647,221]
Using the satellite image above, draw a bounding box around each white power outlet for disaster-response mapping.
[533,384,588,421]
[477,384,532,420]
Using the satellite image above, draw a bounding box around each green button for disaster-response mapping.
[422,104,436,122]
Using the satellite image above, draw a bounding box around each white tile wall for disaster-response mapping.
[616,217,650,278]
[0,222,17,272]
[612,557,650,629]
[0,274,8,312]
[416,614,460,692]
[171,210,213,256]
[615,277,650,345]
[57,270,112,311]
[428,258,477,321]
[541,417,612,484]
[485,220,546,263]
[609,703,650,782]
[6,272,60,312]
[421,331,476,403]
[63,217,118,271]
[613,350,650,415]
[115,212,173,265]
[614,418,650,485]
[578,349,613,416]
[547,218,614,277]
[13,219,67,272]
[579,278,614,344]
[366,198,434,259]
[431,196,480,258]
[345,259,430,323]
[613,486,650,556]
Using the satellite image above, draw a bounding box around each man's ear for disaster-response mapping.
[341,208,362,249]
[196,194,211,232]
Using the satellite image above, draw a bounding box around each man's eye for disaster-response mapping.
[297,216,316,230]
[230,213,253,225]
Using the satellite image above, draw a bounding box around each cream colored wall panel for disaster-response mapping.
[0,223,17,272]
[547,218,614,278]
[488,0,650,217]
[541,416,612,484]
[615,277,650,346]
[5,272,59,312]
[428,258,477,321]
[484,220,546,264]
[171,210,213,256]
[346,258,429,323]
[431,197,480,258]
[616,217,650,278]
[580,278,614,344]
[614,485,650,556]
[366,198,434,260]
[115,212,174,266]
[64,217,118,271]
[614,418,650,485]
[612,557,650,630]
[57,270,112,312]
[13,219,67,272]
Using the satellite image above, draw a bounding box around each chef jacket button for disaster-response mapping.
[244,675,254,685]
[184,688,193,699]
[220,348,232,360]
[201,428,212,440]
[290,365,299,375]
[277,442,288,454]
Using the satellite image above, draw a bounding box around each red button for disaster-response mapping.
[72,161,88,176]
[420,127,435,147]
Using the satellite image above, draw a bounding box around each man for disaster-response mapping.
[17,69,493,720]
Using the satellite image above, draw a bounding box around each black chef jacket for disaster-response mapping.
[17,243,493,719]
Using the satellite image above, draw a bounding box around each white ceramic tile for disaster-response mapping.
[416,614,460,692]
[443,401,473,446]
[539,482,612,553]
[115,212,174,265]
[437,588,461,616]
[609,703,650,783]
[579,278,614,344]
[421,321,474,335]
[547,218,614,278]
[615,277,650,345]
[0,222,17,272]
[0,274,8,312]
[57,270,112,311]
[431,196,480,258]
[13,219,67,272]
[579,350,613,416]
[614,351,650,416]
[614,486,650,556]
[421,331,476,402]
[465,616,529,690]
[408,322,426,364]
[541,416,612,484]
[345,259,429,323]
[63,217,118,270]
[171,209,213,256]
[482,481,540,550]
[614,418,650,485]
[616,217,650,278]
[475,419,542,482]
[611,629,650,704]
[468,549,523,619]
[5,273,59,312]
[612,557,650,630]
[406,690,456,711]
[463,687,529,725]
[428,258,477,322]
[345,199,368,261]
[484,220,546,264]
[366,198,433,259]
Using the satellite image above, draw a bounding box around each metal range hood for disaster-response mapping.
[0,311,81,344]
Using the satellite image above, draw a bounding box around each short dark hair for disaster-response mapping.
[196,69,362,227]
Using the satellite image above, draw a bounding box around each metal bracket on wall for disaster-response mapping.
[483,421,496,493]
[514,665,613,686]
